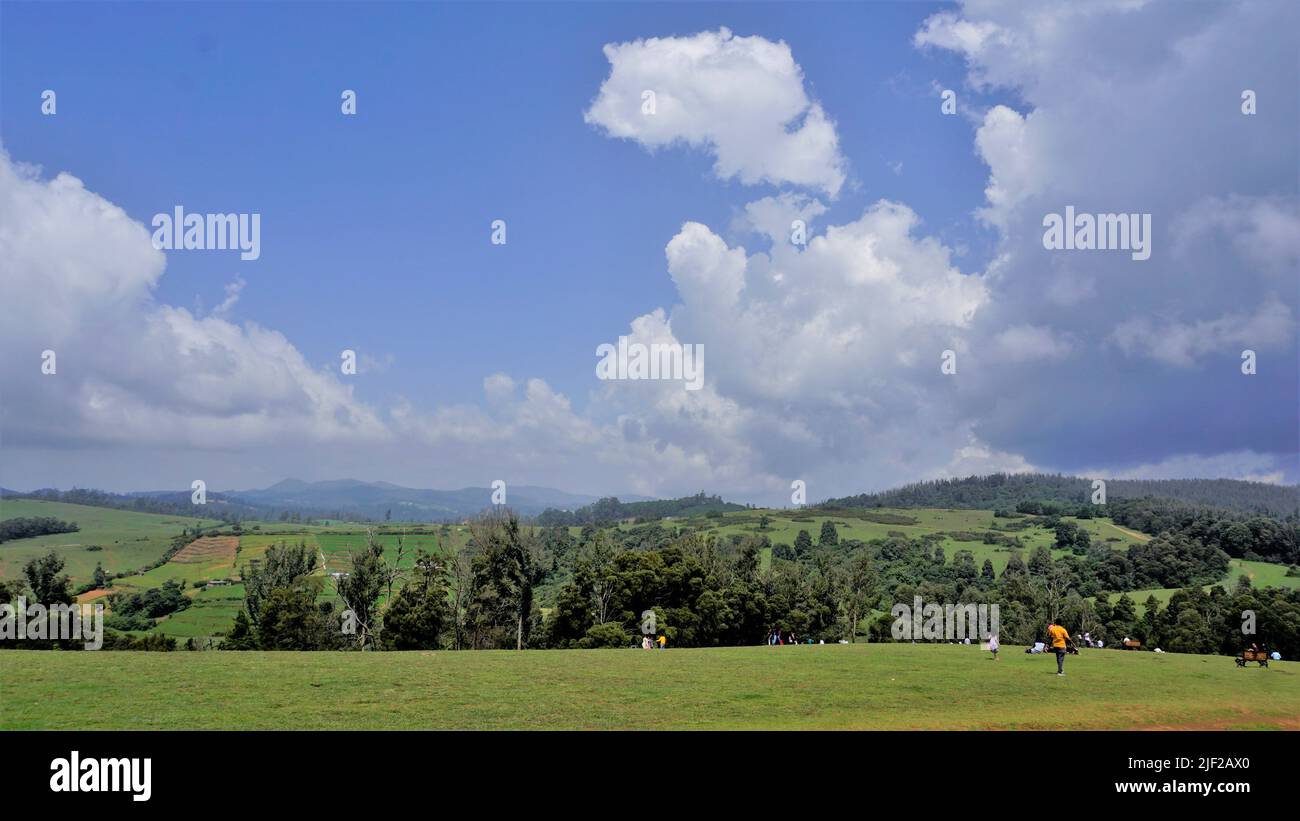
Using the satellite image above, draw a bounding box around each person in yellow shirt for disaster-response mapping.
[1047,619,1071,676]
[656,634,666,650]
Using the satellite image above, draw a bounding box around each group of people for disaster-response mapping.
[640,634,667,650]
[763,628,827,645]
[1248,642,1282,660]
[766,628,798,645]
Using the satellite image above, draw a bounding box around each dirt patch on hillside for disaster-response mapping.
[1110,524,1152,542]
[76,588,116,604]
[171,536,239,564]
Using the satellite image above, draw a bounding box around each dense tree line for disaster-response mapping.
[1106,498,1299,565]
[1091,586,1300,659]
[540,529,877,648]
[0,516,79,543]
[535,493,744,527]
[538,523,1296,656]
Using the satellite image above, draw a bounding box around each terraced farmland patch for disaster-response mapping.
[170,536,239,565]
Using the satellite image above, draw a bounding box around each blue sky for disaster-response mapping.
[2,0,993,409]
[1,1,1296,501]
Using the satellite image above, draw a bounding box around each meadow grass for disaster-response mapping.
[1,643,1295,730]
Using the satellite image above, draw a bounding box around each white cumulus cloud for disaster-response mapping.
[585,27,848,196]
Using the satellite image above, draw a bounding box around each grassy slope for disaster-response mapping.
[1122,559,1300,613]
[702,508,1146,574]
[1,643,1295,730]
[0,499,218,583]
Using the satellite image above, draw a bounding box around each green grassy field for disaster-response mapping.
[0,500,218,582]
[1,643,1295,730]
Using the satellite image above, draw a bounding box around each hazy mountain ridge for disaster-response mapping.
[229,478,630,520]
[0,480,655,522]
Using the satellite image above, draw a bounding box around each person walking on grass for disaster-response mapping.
[988,632,999,661]
[1047,618,1071,676]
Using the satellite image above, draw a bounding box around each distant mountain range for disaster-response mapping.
[222,478,649,520]
[3,480,656,523]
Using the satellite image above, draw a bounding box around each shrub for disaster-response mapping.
[580,621,631,649]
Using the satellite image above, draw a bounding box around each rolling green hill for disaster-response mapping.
[0,499,218,584]
[828,474,1300,517]
[687,506,1148,574]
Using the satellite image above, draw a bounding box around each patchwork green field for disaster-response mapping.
[0,499,218,582]
[131,529,475,638]
[1,643,1295,730]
